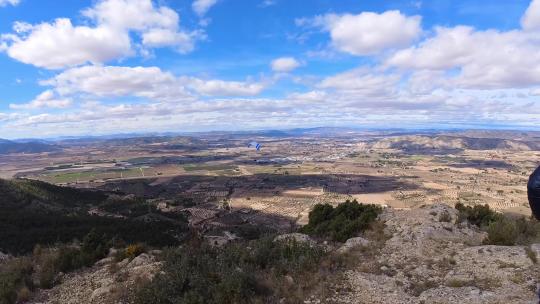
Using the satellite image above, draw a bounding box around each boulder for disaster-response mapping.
[127,253,155,268]
[338,237,371,253]
[95,257,114,267]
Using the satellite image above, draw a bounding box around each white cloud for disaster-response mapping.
[5,1,540,137]
[1,0,200,69]
[260,0,276,8]
[43,65,192,102]
[186,78,266,96]
[387,25,540,89]
[271,57,301,72]
[42,65,266,100]
[0,0,19,7]
[142,28,202,53]
[522,0,540,30]
[318,67,400,97]
[304,11,421,56]
[82,0,179,31]
[3,19,131,69]
[287,90,327,102]
[9,90,72,110]
[192,0,218,16]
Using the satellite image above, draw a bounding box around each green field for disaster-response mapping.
[183,163,237,172]
[40,168,143,184]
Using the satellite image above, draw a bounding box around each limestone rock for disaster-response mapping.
[127,253,155,268]
[338,237,371,253]
[331,203,538,303]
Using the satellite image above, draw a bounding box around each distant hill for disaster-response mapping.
[0,179,186,254]
[0,138,59,154]
[0,178,106,211]
[370,135,540,152]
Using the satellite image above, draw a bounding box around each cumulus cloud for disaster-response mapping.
[3,19,131,69]
[142,28,202,53]
[192,0,218,16]
[9,90,72,110]
[42,65,195,104]
[387,25,540,89]
[0,0,19,7]
[1,0,201,69]
[319,67,400,97]
[522,0,540,30]
[271,57,301,72]
[42,65,266,100]
[82,0,179,31]
[5,1,540,137]
[185,78,266,96]
[301,11,421,56]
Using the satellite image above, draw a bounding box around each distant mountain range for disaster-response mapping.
[368,135,540,152]
[2,128,540,154]
[0,139,60,154]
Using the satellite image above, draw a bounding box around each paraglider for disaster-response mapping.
[248,141,262,151]
[528,166,540,220]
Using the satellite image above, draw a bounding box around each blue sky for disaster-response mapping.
[0,0,539,138]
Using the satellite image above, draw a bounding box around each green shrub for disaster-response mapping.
[484,217,518,246]
[36,253,57,289]
[455,203,500,227]
[52,230,111,275]
[457,202,540,246]
[300,200,382,242]
[513,217,540,245]
[54,246,83,273]
[115,243,146,262]
[0,258,33,304]
[135,237,326,304]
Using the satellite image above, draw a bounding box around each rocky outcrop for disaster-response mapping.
[332,204,540,303]
[26,204,540,304]
[30,252,161,304]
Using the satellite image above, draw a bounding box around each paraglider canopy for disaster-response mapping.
[248,141,261,151]
[528,166,540,220]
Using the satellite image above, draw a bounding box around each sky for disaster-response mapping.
[1,0,540,138]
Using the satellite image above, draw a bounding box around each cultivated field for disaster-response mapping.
[2,130,539,229]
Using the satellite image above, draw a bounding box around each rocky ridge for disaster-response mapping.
[26,204,540,304]
[30,253,161,304]
[332,204,540,303]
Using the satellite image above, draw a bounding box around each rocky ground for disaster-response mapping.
[29,252,161,304]
[331,204,540,304]
[26,204,540,304]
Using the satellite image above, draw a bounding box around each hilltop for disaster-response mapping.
[6,203,537,304]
